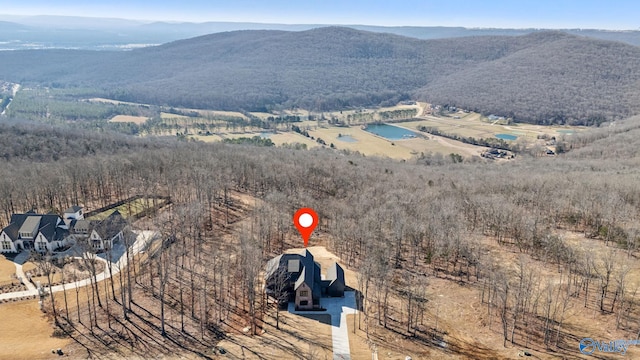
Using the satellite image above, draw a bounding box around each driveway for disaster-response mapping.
[289,291,357,360]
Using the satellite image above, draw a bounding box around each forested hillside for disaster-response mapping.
[417,33,640,125]
[0,121,169,161]
[1,27,640,124]
[4,117,640,358]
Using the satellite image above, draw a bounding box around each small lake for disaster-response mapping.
[337,135,357,143]
[495,133,518,141]
[364,124,418,140]
[259,132,272,138]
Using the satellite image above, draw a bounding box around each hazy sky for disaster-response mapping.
[2,0,639,29]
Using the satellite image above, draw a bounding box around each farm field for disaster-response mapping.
[400,113,584,142]
[109,115,149,124]
[307,125,488,159]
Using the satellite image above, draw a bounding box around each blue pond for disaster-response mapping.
[337,135,357,143]
[364,124,418,140]
[495,133,518,141]
[259,132,272,138]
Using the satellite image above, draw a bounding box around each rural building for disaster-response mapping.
[0,207,127,253]
[70,210,127,251]
[265,249,346,311]
[0,212,70,253]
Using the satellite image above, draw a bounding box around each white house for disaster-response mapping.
[71,210,126,251]
[0,212,70,253]
[0,207,126,254]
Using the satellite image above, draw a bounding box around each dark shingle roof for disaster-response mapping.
[64,205,83,213]
[91,210,126,240]
[2,213,65,242]
[2,222,20,240]
[326,262,345,286]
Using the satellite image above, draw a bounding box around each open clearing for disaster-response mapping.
[90,96,582,158]
[109,115,149,124]
[87,197,166,221]
[0,300,72,360]
[0,255,16,286]
[308,125,488,159]
[400,113,584,142]
[191,125,489,159]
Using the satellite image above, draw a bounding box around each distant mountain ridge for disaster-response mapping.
[3,15,640,49]
[0,27,639,124]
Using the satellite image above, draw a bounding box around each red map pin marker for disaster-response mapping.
[293,208,319,247]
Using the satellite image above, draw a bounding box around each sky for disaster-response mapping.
[1,0,639,30]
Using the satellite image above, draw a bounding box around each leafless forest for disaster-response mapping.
[3,115,640,357]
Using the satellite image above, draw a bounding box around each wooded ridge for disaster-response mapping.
[0,27,639,124]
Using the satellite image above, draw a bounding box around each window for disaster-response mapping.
[300,290,309,297]
[300,300,308,306]
[1,241,10,250]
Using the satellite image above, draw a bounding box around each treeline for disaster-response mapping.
[1,29,640,123]
[0,121,168,162]
[222,136,274,146]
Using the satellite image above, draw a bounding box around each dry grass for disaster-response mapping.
[400,115,584,142]
[0,300,72,360]
[307,126,486,159]
[0,255,16,287]
[87,197,164,221]
[109,115,149,124]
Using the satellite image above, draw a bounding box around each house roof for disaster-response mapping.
[64,206,83,213]
[18,216,41,236]
[70,219,91,231]
[91,210,126,240]
[1,222,20,241]
[294,250,316,291]
[326,262,345,286]
[3,213,65,242]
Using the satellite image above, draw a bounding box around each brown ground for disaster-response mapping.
[0,255,16,286]
[3,191,640,359]
[0,300,72,360]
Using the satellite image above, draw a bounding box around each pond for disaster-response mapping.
[364,124,418,140]
[337,135,357,143]
[259,132,272,138]
[495,133,518,141]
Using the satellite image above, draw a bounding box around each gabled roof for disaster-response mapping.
[70,219,91,232]
[295,251,316,291]
[64,205,83,213]
[326,262,345,286]
[3,213,65,242]
[91,210,126,240]
[1,222,20,241]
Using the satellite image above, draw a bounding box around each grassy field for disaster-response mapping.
[90,96,582,158]
[399,113,584,142]
[307,125,488,159]
[109,115,149,124]
[87,197,163,221]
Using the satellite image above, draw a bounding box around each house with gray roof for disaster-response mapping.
[1,206,127,253]
[0,212,69,253]
[265,249,346,311]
